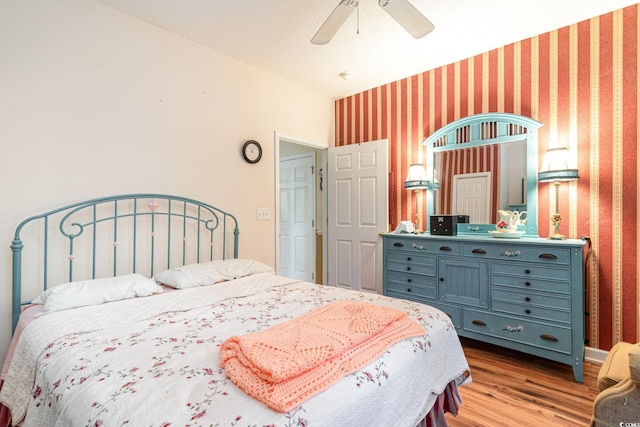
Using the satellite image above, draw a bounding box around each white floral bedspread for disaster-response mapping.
[1,273,470,427]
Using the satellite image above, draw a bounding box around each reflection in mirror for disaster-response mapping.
[423,113,542,237]
[433,140,526,224]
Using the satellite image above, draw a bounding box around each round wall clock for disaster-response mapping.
[242,140,262,164]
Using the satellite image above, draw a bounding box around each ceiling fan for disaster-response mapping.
[311,0,435,45]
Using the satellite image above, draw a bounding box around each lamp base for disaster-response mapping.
[547,233,567,240]
[548,212,565,240]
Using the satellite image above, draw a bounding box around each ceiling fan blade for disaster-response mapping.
[379,0,434,39]
[311,0,358,45]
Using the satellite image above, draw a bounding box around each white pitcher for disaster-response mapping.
[497,210,519,231]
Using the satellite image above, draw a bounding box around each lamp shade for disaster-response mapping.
[404,164,430,190]
[538,147,579,182]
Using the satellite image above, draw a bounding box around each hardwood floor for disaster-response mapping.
[445,338,601,427]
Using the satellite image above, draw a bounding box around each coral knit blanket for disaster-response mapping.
[219,300,425,412]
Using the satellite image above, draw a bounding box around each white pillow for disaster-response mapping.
[32,273,163,316]
[153,258,275,289]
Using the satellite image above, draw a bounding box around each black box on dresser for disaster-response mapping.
[430,215,458,235]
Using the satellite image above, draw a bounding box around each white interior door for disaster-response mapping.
[452,172,491,223]
[279,154,315,282]
[327,140,388,293]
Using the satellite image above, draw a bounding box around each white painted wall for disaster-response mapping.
[0,0,333,361]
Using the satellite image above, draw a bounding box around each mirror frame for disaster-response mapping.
[423,112,542,237]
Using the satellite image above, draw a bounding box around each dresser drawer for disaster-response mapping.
[462,243,571,265]
[491,288,571,323]
[427,302,462,329]
[491,301,571,323]
[463,310,572,354]
[387,271,437,299]
[385,237,462,255]
[491,262,571,282]
[386,252,436,276]
[491,287,571,311]
[490,273,571,294]
[490,262,572,296]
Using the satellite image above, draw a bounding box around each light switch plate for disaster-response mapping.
[256,208,270,220]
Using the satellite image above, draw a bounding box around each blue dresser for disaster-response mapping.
[382,233,587,382]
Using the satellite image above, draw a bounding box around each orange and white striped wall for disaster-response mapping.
[335,4,639,351]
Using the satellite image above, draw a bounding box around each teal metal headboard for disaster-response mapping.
[11,194,239,332]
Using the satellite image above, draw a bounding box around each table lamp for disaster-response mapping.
[404,163,430,232]
[537,147,579,240]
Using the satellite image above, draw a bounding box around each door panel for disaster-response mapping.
[453,172,491,223]
[279,154,315,281]
[336,240,353,288]
[327,140,388,293]
[359,241,378,293]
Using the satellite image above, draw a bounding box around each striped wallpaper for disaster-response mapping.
[335,5,639,350]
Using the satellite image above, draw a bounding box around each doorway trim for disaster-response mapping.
[274,131,328,285]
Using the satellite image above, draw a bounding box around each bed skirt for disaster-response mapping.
[420,380,463,427]
[0,379,462,427]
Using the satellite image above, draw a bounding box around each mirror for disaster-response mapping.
[423,113,542,237]
[433,140,526,222]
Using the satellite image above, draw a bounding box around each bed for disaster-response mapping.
[0,194,470,426]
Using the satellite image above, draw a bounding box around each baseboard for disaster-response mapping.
[585,346,608,364]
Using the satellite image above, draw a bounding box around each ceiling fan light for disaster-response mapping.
[380,0,435,39]
[311,0,358,45]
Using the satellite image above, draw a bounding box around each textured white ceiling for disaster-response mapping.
[94,0,638,99]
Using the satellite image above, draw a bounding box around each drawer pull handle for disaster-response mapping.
[471,320,487,327]
[525,281,531,286]
[439,246,453,252]
[525,297,531,302]
[407,278,412,283]
[540,333,559,342]
[406,267,411,271]
[407,257,412,261]
[525,309,531,314]
[406,288,412,292]
[472,249,486,254]
[524,269,531,274]
[393,242,404,247]
[539,253,558,260]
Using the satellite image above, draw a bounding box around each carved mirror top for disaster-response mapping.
[423,112,542,237]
